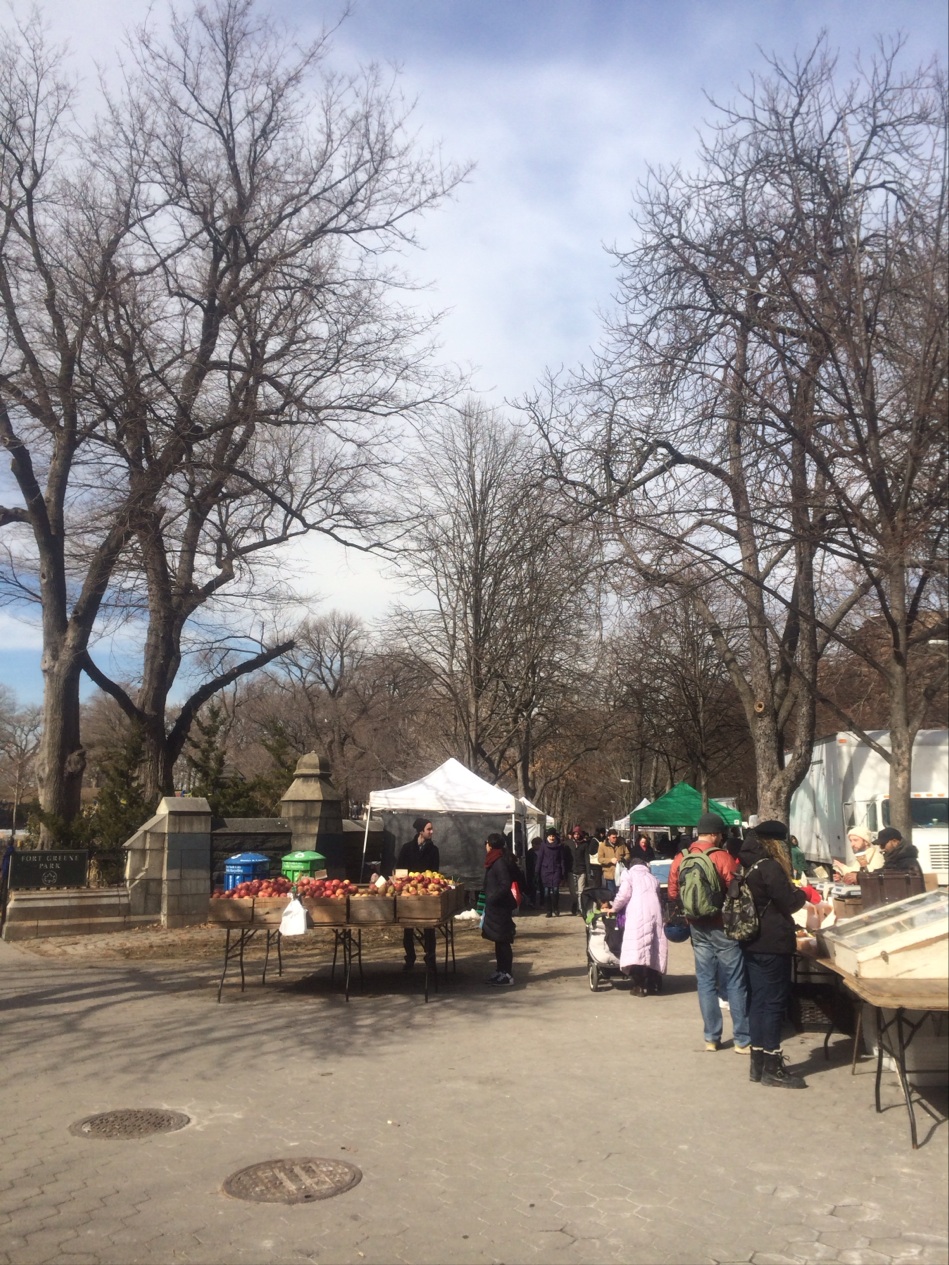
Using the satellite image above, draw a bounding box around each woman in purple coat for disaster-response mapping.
[609,853,667,995]
[536,828,569,918]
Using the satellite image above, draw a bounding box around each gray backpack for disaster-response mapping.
[677,847,726,918]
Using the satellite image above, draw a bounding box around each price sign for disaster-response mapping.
[9,850,89,890]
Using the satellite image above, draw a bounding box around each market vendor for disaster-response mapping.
[397,818,440,971]
[832,827,884,885]
[878,827,924,877]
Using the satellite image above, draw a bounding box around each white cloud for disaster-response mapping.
[0,612,43,652]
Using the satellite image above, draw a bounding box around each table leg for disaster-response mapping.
[893,1009,920,1149]
[851,1008,864,1074]
[217,927,256,1003]
[262,930,282,985]
[875,1006,885,1113]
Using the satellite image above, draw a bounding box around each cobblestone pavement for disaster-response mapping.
[1,914,946,1265]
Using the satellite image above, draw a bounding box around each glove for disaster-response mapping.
[800,885,822,905]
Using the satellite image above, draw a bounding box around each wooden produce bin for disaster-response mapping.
[252,897,289,926]
[396,890,454,923]
[208,897,255,925]
[347,892,397,924]
[301,896,349,925]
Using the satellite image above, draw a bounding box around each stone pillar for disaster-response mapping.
[125,797,211,928]
[279,753,345,877]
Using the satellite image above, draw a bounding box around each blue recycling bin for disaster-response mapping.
[223,852,271,892]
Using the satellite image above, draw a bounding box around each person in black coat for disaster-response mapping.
[536,828,570,917]
[482,833,522,986]
[737,821,820,1089]
[877,827,924,876]
[631,833,656,864]
[397,818,440,970]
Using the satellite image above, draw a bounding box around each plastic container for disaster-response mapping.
[280,849,326,883]
[223,852,271,892]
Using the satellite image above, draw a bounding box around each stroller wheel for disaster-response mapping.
[589,961,600,992]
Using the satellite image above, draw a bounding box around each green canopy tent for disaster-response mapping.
[631,782,741,828]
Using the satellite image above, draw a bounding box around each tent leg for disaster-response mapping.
[360,814,371,883]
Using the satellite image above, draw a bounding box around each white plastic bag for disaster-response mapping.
[279,896,307,936]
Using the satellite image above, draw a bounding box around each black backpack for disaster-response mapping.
[722,859,768,942]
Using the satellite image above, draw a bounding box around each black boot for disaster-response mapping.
[760,1050,807,1089]
[546,893,554,918]
[749,1048,765,1083]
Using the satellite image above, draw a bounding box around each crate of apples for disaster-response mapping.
[394,871,457,923]
[296,876,356,923]
[348,880,397,923]
[209,875,293,925]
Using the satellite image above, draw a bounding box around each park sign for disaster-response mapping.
[9,850,89,890]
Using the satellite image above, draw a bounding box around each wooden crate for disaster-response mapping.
[252,897,289,926]
[347,894,397,924]
[207,898,254,925]
[396,891,452,923]
[301,896,348,925]
[449,885,468,914]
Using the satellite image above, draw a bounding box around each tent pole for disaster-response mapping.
[360,809,371,883]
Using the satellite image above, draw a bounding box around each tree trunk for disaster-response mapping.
[36,651,86,842]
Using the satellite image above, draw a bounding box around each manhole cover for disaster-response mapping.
[223,1158,362,1204]
[69,1109,191,1140]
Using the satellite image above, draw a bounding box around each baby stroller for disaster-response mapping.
[579,886,625,991]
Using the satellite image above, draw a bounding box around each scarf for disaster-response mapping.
[485,846,504,869]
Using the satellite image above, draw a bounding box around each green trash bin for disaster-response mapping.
[281,850,326,883]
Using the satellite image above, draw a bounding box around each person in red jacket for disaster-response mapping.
[667,811,750,1053]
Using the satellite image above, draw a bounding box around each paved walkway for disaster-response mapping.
[1,914,947,1265]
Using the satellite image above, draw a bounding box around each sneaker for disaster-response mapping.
[734,1044,751,1055]
[485,971,503,985]
[704,1040,720,1051]
[402,961,416,972]
[489,973,514,987]
[719,999,730,1011]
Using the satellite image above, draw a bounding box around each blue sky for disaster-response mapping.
[1,0,946,705]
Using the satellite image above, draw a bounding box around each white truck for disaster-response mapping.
[789,729,948,885]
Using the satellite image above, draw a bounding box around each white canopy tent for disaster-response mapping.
[361,759,543,882]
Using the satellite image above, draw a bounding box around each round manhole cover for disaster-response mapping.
[70,1109,191,1140]
[223,1158,363,1204]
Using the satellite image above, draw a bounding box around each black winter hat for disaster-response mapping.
[696,811,726,835]
[876,827,902,846]
[755,819,788,840]
[412,817,430,834]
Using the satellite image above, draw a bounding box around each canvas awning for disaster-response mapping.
[362,759,537,883]
[367,758,518,814]
[631,782,741,828]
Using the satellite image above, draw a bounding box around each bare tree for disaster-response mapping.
[0,685,41,833]
[525,36,945,821]
[0,1,465,832]
[391,400,600,800]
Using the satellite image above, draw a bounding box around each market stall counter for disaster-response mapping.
[208,875,467,1003]
[797,889,948,1148]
